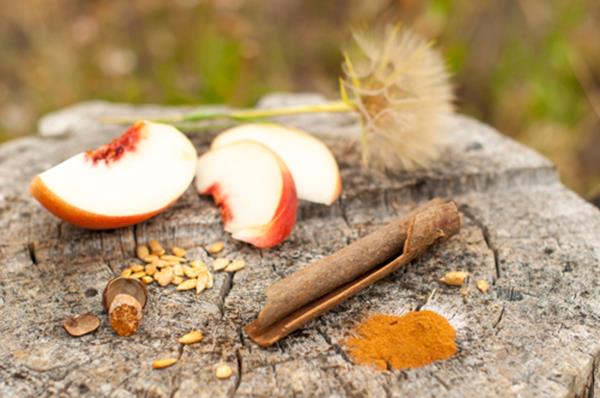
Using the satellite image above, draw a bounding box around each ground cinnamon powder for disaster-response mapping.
[345,310,457,371]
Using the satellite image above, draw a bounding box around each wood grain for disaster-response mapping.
[0,94,598,397]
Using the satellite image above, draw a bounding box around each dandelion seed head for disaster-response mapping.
[342,25,454,170]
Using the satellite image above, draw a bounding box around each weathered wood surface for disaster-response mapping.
[1,93,600,397]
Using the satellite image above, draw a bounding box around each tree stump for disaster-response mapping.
[1,93,599,397]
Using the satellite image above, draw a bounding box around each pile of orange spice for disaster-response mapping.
[345,310,457,371]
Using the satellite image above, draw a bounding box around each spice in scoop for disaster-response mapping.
[103,276,148,336]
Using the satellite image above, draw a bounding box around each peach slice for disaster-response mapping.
[30,121,197,229]
[195,141,297,248]
[211,124,342,205]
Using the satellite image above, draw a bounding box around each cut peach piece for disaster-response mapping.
[212,123,342,205]
[30,121,197,229]
[195,141,297,248]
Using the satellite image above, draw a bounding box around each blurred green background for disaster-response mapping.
[1,0,599,199]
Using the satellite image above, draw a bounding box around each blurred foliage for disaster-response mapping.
[1,0,599,198]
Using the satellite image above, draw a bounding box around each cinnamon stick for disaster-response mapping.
[245,198,461,347]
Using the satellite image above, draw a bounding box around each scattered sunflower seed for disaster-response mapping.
[130,264,144,273]
[143,255,159,263]
[141,275,154,285]
[225,259,246,273]
[183,265,199,279]
[192,261,208,273]
[207,241,225,254]
[63,313,101,337]
[172,247,187,257]
[136,245,150,260]
[178,330,204,345]
[176,278,197,291]
[121,268,133,277]
[161,255,185,262]
[130,271,146,279]
[173,263,184,277]
[440,271,469,286]
[153,259,168,268]
[476,280,490,293]
[155,267,174,286]
[215,364,233,379]
[172,276,184,285]
[206,272,214,289]
[212,258,230,271]
[145,263,157,276]
[149,240,165,256]
[196,276,207,294]
[152,358,177,369]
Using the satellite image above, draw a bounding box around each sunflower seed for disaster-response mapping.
[178,330,204,345]
[207,241,224,254]
[161,255,186,262]
[141,275,154,284]
[206,272,214,289]
[224,259,245,272]
[152,358,177,369]
[136,245,149,260]
[476,279,490,293]
[145,263,157,276]
[172,246,187,257]
[149,240,165,256]
[173,263,184,277]
[155,267,174,286]
[192,262,208,273]
[143,255,159,263]
[197,273,209,286]
[153,259,168,268]
[215,364,233,379]
[130,264,144,273]
[183,265,199,278]
[121,268,133,277]
[440,271,469,286]
[212,258,230,271]
[130,271,146,279]
[172,276,184,285]
[196,273,208,294]
[176,278,197,291]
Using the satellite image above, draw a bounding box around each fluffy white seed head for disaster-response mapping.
[342,25,454,170]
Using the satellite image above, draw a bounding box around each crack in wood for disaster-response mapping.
[337,195,352,230]
[589,359,596,398]
[432,373,451,391]
[493,306,505,329]
[132,224,139,248]
[315,325,353,366]
[232,348,243,397]
[460,205,501,281]
[218,273,233,318]
[27,242,37,265]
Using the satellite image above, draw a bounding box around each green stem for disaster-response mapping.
[103,100,356,125]
[192,100,355,122]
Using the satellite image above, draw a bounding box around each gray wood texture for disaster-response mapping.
[1,93,599,397]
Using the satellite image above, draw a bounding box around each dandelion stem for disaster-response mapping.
[103,100,356,126]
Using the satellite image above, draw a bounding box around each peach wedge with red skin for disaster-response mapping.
[195,141,297,248]
[211,123,342,205]
[30,121,197,229]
